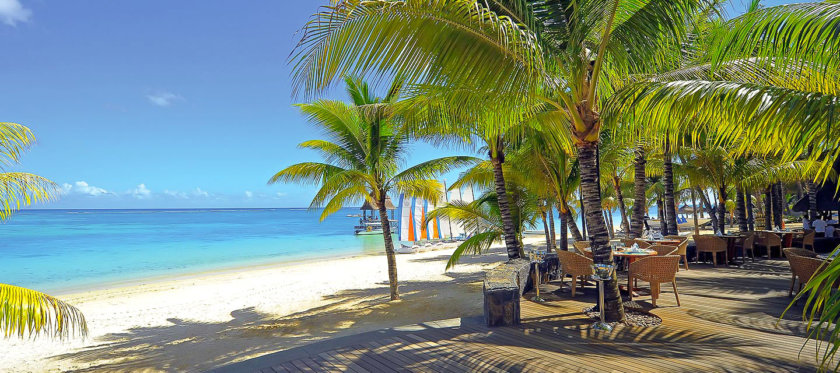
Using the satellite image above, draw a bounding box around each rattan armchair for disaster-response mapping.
[665,236,690,270]
[572,241,593,260]
[620,238,636,247]
[735,234,755,263]
[694,235,728,267]
[802,230,816,251]
[783,248,826,297]
[755,232,782,259]
[649,244,677,256]
[628,255,681,307]
[557,250,594,297]
[783,247,817,258]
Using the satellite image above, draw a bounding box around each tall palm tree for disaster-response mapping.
[599,133,633,236]
[270,78,477,300]
[0,122,87,339]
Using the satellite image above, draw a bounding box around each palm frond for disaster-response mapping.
[0,173,60,220]
[0,283,87,339]
[445,231,501,270]
[0,123,37,169]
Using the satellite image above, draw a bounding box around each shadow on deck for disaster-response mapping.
[211,259,823,372]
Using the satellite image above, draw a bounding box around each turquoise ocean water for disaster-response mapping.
[2,207,664,294]
[0,208,390,293]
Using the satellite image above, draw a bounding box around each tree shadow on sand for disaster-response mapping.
[48,252,503,372]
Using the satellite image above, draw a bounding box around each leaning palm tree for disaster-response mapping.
[270,78,477,300]
[0,122,87,339]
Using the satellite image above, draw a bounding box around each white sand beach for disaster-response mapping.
[0,243,517,373]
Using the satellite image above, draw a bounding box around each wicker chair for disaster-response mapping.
[557,250,594,297]
[755,232,782,259]
[783,248,826,297]
[627,255,681,307]
[783,247,818,258]
[735,234,755,263]
[572,241,594,260]
[649,244,677,256]
[664,237,690,270]
[802,230,816,251]
[694,235,728,267]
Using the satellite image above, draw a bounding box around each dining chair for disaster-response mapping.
[632,239,652,249]
[694,235,728,267]
[736,234,755,263]
[783,248,825,297]
[556,250,594,297]
[802,230,816,251]
[627,255,681,307]
[755,232,782,259]
[649,244,677,256]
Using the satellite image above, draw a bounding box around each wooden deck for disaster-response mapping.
[215,260,825,372]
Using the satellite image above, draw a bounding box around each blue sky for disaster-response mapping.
[0,0,801,209]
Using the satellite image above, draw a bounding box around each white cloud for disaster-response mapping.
[0,0,31,26]
[146,91,182,107]
[192,187,209,198]
[163,190,188,199]
[62,181,111,196]
[244,191,253,199]
[275,192,287,199]
[131,184,151,199]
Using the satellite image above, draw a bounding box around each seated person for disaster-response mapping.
[813,219,827,237]
[803,217,811,230]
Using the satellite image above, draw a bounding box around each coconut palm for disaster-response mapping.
[269,78,478,300]
[0,122,87,339]
[599,133,633,236]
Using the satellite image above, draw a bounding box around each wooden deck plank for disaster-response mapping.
[225,262,822,373]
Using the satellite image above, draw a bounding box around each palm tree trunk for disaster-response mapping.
[614,177,630,236]
[561,203,583,242]
[631,146,647,238]
[807,180,818,221]
[377,190,399,300]
[746,189,755,231]
[718,186,728,234]
[697,188,718,231]
[658,198,667,233]
[541,209,552,251]
[691,188,700,236]
[489,147,521,259]
[579,186,587,240]
[663,144,679,235]
[548,204,557,251]
[559,209,569,251]
[577,142,625,322]
[772,182,784,229]
[736,187,748,232]
[764,185,773,230]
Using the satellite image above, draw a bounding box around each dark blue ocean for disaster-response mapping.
[0,208,389,293]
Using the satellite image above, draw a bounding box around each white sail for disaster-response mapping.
[413,196,426,241]
[435,183,452,239]
[449,187,465,238]
[398,194,413,242]
[461,185,475,203]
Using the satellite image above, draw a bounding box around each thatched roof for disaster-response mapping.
[360,195,396,210]
[793,157,840,212]
[678,205,704,214]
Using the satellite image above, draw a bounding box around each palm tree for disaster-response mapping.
[0,122,88,339]
[270,78,478,300]
[599,133,633,236]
